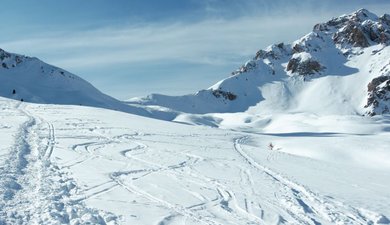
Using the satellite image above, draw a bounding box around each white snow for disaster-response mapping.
[1,8,390,225]
[1,97,389,224]
[291,52,312,61]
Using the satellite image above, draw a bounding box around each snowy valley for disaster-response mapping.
[0,9,390,225]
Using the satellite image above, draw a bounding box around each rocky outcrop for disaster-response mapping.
[287,58,322,75]
[232,60,257,75]
[365,75,390,116]
[291,44,305,54]
[232,43,290,76]
[0,49,11,60]
[254,43,288,60]
[328,9,389,47]
[212,90,237,101]
[286,53,324,76]
[333,23,370,47]
[0,48,27,69]
[312,9,390,48]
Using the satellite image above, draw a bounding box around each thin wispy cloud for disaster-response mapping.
[0,1,388,98]
[1,14,334,70]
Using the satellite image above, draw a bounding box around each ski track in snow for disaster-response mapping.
[0,102,119,225]
[233,136,389,225]
[55,126,389,225]
[1,100,389,225]
[54,123,268,224]
[67,134,226,224]
[59,124,389,225]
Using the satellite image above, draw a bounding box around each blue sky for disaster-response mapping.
[0,0,389,99]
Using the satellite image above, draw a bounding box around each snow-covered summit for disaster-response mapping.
[316,8,389,48]
[129,9,390,117]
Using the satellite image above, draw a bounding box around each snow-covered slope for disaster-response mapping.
[0,48,178,120]
[129,9,390,118]
[0,48,120,107]
[1,97,389,224]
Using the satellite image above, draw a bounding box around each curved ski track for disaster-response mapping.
[233,136,388,225]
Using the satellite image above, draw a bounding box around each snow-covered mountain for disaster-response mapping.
[0,49,117,107]
[0,49,180,120]
[1,8,390,225]
[129,9,390,118]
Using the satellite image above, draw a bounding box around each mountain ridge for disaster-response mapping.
[1,9,389,123]
[129,9,390,118]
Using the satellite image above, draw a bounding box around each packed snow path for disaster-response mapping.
[0,101,118,225]
[0,98,389,224]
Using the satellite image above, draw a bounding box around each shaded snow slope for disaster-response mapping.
[0,48,119,108]
[1,97,389,224]
[0,48,178,120]
[129,9,390,118]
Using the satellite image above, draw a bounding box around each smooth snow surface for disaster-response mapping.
[1,97,389,225]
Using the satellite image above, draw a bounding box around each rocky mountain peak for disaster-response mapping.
[131,9,390,117]
[313,9,390,48]
[230,9,390,79]
[225,9,390,116]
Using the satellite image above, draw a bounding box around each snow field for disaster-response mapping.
[1,99,387,224]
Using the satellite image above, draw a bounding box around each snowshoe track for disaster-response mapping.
[0,103,119,225]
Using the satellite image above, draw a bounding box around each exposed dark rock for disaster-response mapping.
[212,90,237,101]
[0,49,25,68]
[254,49,277,60]
[15,56,22,65]
[326,17,349,28]
[276,43,284,49]
[333,23,369,47]
[365,76,390,116]
[254,42,287,60]
[287,56,323,76]
[0,49,11,61]
[369,27,380,41]
[362,21,390,44]
[232,60,257,75]
[328,10,390,48]
[379,14,390,26]
[313,23,329,32]
[292,44,305,54]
